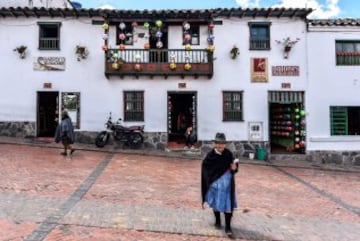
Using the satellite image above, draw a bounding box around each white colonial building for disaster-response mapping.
[0,1,359,165]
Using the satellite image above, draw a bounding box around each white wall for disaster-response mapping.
[0,14,309,142]
[307,27,360,150]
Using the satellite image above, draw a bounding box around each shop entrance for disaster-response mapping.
[37,91,58,137]
[167,92,197,144]
[269,91,306,154]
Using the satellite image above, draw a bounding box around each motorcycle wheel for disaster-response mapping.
[128,132,144,149]
[95,131,109,148]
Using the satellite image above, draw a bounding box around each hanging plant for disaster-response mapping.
[14,45,27,59]
[75,45,89,61]
[230,45,239,59]
[275,37,300,59]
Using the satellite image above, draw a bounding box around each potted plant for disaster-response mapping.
[14,45,27,59]
[275,37,300,59]
[75,45,89,61]
[230,45,239,59]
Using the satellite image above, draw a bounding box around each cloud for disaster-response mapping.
[98,4,115,9]
[235,0,341,19]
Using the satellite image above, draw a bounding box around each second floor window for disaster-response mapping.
[223,91,243,121]
[330,106,360,135]
[183,25,200,45]
[336,40,360,65]
[249,22,271,50]
[38,22,61,50]
[124,91,144,121]
[116,22,134,45]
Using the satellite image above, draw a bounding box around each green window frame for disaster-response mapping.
[330,106,360,135]
[223,91,243,121]
[38,22,61,50]
[335,40,360,65]
[124,91,144,121]
[248,22,271,50]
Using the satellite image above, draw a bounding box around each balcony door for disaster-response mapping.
[149,25,168,62]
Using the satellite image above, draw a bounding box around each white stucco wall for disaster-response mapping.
[307,26,360,150]
[0,13,308,142]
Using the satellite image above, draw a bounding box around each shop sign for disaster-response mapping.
[251,58,268,82]
[34,57,66,71]
[272,66,299,76]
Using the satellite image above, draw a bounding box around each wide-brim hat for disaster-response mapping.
[213,132,227,143]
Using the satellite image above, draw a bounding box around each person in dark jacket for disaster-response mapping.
[201,132,238,237]
[54,110,75,156]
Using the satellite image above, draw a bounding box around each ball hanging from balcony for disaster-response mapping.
[144,43,150,49]
[156,41,163,49]
[156,31,163,38]
[112,62,119,69]
[102,34,108,40]
[143,22,150,29]
[134,63,142,71]
[183,22,190,30]
[184,63,192,71]
[119,22,126,30]
[119,33,126,40]
[102,23,109,30]
[169,63,176,70]
[119,44,126,50]
[155,20,163,28]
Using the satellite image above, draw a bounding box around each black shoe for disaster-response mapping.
[60,152,67,156]
[225,227,233,237]
[70,149,75,155]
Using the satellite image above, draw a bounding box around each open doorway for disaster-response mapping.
[269,91,306,154]
[167,92,197,144]
[37,91,58,137]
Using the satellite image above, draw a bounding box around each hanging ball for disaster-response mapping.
[295,108,300,113]
[183,22,190,30]
[156,41,163,49]
[119,22,126,30]
[143,22,150,29]
[155,20,163,28]
[300,110,306,116]
[119,33,126,40]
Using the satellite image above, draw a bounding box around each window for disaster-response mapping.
[336,40,360,65]
[249,22,271,50]
[183,25,200,45]
[223,91,243,121]
[116,22,134,45]
[124,91,144,121]
[330,106,360,135]
[38,22,61,50]
[62,92,80,129]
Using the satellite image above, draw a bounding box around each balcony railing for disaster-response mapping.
[249,38,270,50]
[39,38,59,50]
[105,49,213,78]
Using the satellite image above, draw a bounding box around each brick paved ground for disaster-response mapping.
[0,139,360,241]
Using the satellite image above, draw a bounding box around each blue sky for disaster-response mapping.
[75,0,359,19]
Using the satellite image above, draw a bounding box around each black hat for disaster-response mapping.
[213,132,226,143]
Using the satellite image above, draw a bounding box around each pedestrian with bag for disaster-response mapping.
[54,110,75,156]
[201,132,238,237]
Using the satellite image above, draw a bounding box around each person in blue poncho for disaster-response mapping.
[54,110,75,156]
[201,132,238,237]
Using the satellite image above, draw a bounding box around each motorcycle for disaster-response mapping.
[95,112,145,149]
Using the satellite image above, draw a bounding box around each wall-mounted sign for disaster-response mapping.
[251,58,268,82]
[34,57,66,71]
[43,83,52,89]
[281,82,291,88]
[178,83,186,88]
[272,66,299,76]
[248,121,263,141]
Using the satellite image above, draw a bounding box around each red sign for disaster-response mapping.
[281,83,291,88]
[43,83,52,89]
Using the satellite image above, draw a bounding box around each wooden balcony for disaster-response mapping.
[104,49,213,78]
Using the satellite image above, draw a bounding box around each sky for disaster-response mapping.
[75,0,359,19]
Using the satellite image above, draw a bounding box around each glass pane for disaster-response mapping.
[62,92,80,129]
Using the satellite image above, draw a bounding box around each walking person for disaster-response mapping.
[201,132,239,237]
[54,110,75,156]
